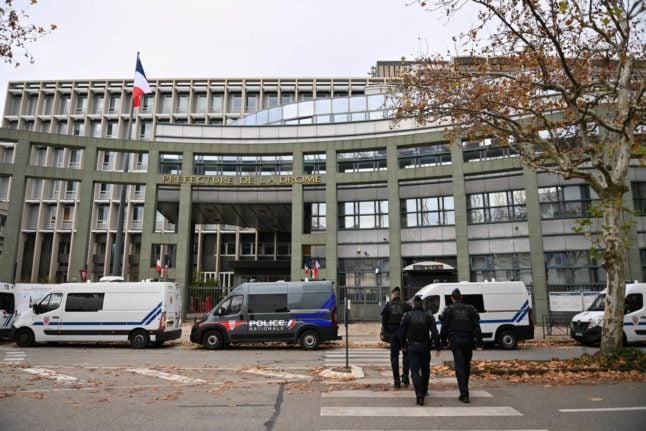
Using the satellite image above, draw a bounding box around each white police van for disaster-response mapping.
[0,282,16,340]
[12,280,182,348]
[413,281,534,349]
[190,280,340,350]
[571,283,646,345]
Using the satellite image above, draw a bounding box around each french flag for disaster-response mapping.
[132,56,152,108]
[155,258,162,272]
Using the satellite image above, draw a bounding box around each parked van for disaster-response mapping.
[413,281,534,349]
[570,283,646,345]
[0,282,16,340]
[11,281,181,348]
[190,280,340,350]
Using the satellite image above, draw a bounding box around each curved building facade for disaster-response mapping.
[1,68,645,321]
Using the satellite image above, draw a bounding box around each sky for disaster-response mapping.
[0,0,480,110]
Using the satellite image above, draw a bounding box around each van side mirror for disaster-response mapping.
[216,307,224,316]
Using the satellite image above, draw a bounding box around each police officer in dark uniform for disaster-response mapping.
[400,295,441,406]
[440,288,484,403]
[381,286,412,388]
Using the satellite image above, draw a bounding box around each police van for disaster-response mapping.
[413,281,534,349]
[190,280,340,350]
[0,282,16,340]
[11,281,182,348]
[570,282,646,345]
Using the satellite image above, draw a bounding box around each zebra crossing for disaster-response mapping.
[321,348,545,430]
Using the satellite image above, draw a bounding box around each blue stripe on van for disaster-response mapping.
[32,302,162,327]
[437,300,531,326]
[2,312,13,326]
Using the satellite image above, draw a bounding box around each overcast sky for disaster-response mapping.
[1,0,480,109]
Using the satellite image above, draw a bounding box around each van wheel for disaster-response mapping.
[203,330,224,350]
[299,330,320,350]
[130,329,150,349]
[15,328,35,347]
[496,329,518,350]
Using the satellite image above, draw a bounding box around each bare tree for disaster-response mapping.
[392,0,645,352]
[0,0,56,66]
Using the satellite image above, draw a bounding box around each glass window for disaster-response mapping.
[194,94,207,112]
[65,293,105,312]
[108,94,121,113]
[175,94,188,113]
[247,294,289,313]
[210,94,223,113]
[38,293,63,313]
[228,94,242,113]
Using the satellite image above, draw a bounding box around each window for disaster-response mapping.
[175,94,188,113]
[632,183,646,216]
[59,95,70,115]
[228,94,242,113]
[194,94,207,112]
[402,196,455,227]
[245,94,258,113]
[108,94,121,113]
[210,94,223,113]
[470,253,532,285]
[75,95,88,113]
[304,153,326,175]
[215,295,243,316]
[26,95,38,115]
[398,143,451,168]
[545,251,606,287]
[159,153,182,175]
[139,121,152,139]
[265,93,278,108]
[160,94,172,113]
[141,95,154,113]
[423,295,441,314]
[91,121,102,138]
[43,95,54,115]
[65,293,105,312]
[339,200,388,229]
[247,294,289,314]
[625,294,643,314]
[539,185,597,219]
[106,121,118,138]
[468,190,527,223]
[92,94,104,114]
[0,291,15,314]
[73,121,85,136]
[337,150,387,173]
[305,203,326,232]
[462,137,516,162]
[37,293,63,313]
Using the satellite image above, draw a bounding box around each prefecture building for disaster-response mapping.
[0,59,644,322]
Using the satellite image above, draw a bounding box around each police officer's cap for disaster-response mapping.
[451,288,462,299]
[391,286,401,294]
[413,295,423,303]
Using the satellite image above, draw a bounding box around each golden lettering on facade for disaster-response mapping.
[160,175,322,186]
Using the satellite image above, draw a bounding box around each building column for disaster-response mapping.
[325,148,338,288]
[290,148,304,281]
[0,134,29,281]
[386,142,402,289]
[139,149,159,279]
[175,149,194,317]
[69,143,97,282]
[450,137,470,280]
[523,166,549,320]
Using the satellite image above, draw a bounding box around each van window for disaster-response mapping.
[39,293,63,313]
[444,294,485,312]
[248,294,289,313]
[423,295,441,314]
[65,293,105,312]
[216,295,243,316]
[625,294,643,314]
[0,292,15,313]
[588,293,606,311]
[289,292,331,310]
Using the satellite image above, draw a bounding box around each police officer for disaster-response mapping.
[440,288,484,403]
[381,286,411,388]
[400,295,441,406]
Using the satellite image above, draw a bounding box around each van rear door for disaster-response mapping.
[624,292,645,343]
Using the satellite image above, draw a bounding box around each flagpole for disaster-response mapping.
[110,52,139,277]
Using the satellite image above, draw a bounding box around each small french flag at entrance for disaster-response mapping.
[155,259,162,272]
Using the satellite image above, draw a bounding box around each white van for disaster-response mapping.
[412,281,534,349]
[0,282,16,340]
[570,283,646,345]
[11,281,182,348]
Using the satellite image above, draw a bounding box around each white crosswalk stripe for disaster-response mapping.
[22,367,84,384]
[319,387,538,430]
[325,348,393,366]
[3,350,26,362]
[126,368,207,384]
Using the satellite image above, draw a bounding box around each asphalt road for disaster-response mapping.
[1,341,644,431]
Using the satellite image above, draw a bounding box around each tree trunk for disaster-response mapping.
[600,193,627,353]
